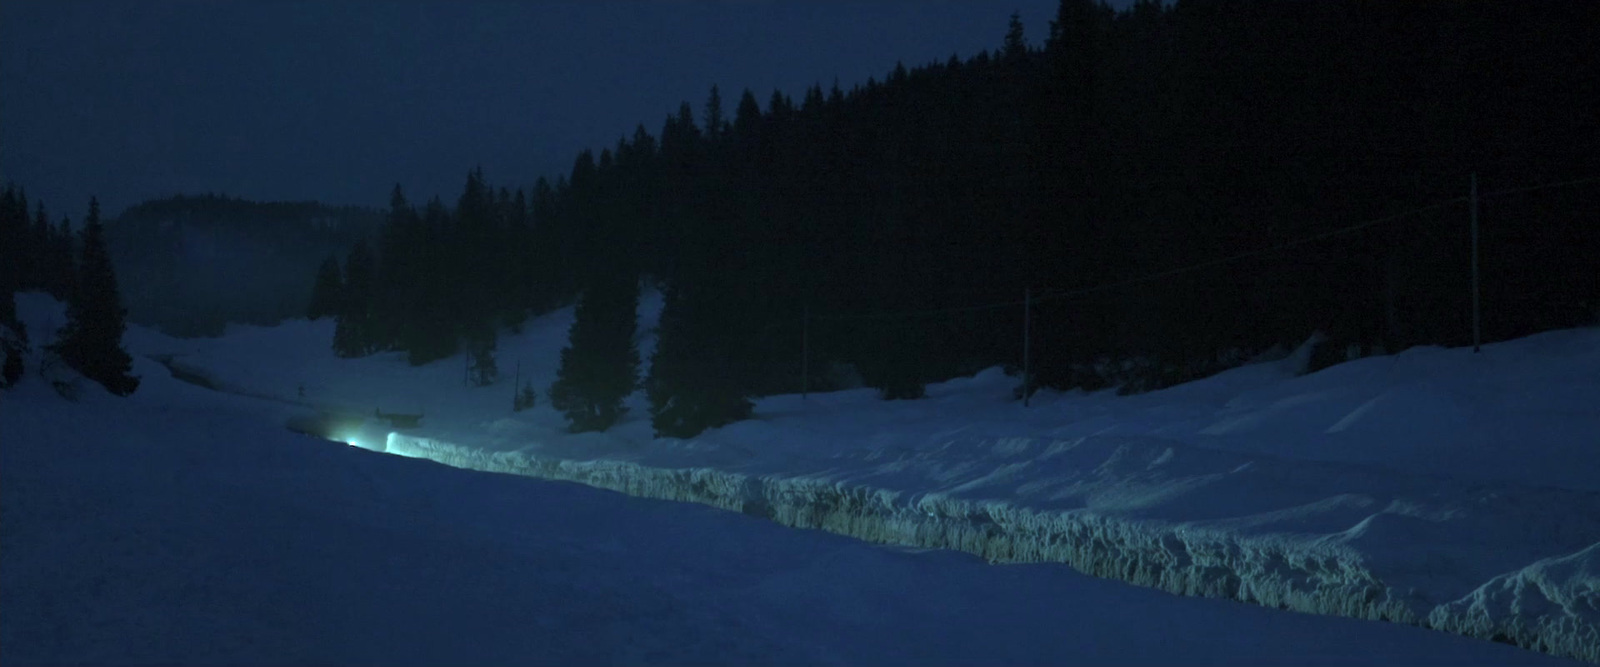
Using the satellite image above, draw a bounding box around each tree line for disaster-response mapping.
[110,193,381,337]
[316,0,1599,438]
[1,187,139,396]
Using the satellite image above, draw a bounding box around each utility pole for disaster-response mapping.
[1471,172,1481,353]
[801,304,810,401]
[1022,286,1032,407]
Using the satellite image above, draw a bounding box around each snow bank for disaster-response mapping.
[1430,544,1600,661]
[143,289,1600,663]
[9,345,1572,666]
[386,429,1600,663]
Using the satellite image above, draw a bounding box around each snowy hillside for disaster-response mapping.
[5,293,1581,665]
[91,289,1600,662]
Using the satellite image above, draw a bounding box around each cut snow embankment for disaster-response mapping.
[384,429,1600,663]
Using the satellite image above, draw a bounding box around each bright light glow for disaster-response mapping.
[329,428,370,451]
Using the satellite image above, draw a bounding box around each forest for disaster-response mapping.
[313,0,1600,437]
[108,195,382,337]
[12,0,1595,438]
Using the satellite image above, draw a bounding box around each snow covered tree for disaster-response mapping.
[549,273,640,432]
[51,198,138,396]
[307,255,342,320]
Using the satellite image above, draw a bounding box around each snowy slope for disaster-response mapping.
[5,297,1580,665]
[114,289,1600,662]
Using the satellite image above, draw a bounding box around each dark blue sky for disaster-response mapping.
[0,0,1130,217]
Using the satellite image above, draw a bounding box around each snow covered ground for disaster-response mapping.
[4,347,1582,666]
[17,289,1597,663]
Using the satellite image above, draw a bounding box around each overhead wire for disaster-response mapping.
[796,172,1598,323]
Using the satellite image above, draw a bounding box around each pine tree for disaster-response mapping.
[549,273,640,433]
[1003,11,1028,61]
[0,335,21,387]
[465,323,499,387]
[703,84,727,141]
[373,184,423,350]
[732,88,763,139]
[51,197,139,396]
[452,168,497,332]
[402,197,460,365]
[646,280,752,439]
[307,255,343,320]
[0,187,24,335]
[332,240,377,357]
[49,215,76,300]
[1,187,30,388]
[27,201,48,291]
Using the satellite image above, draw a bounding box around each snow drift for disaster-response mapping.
[384,429,1600,663]
[133,288,1600,663]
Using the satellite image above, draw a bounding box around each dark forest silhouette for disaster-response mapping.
[324,1,1598,437]
[7,1,1598,431]
[0,192,139,395]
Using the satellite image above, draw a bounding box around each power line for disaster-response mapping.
[814,295,1025,322]
[816,197,1467,321]
[804,172,1600,323]
[1034,196,1468,304]
[1478,174,1600,199]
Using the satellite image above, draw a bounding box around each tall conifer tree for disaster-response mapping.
[332,240,377,358]
[549,273,640,432]
[51,197,138,396]
[307,256,343,320]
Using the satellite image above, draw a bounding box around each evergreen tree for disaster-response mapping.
[373,184,424,351]
[332,240,377,358]
[549,273,640,432]
[307,255,343,320]
[0,187,24,334]
[504,187,532,328]
[1,187,31,388]
[732,88,763,139]
[703,84,727,141]
[1003,11,1028,61]
[513,377,538,412]
[0,332,21,388]
[646,280,752,438]
[465,323,499,387]
[48,215,76,300]
[452,168,498,332]
[27,202,49,291]
[402,197,460,365]
[51,198,138,396]
[0,184,22,387]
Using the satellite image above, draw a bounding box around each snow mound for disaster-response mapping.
[1431,544,1600,662]
[385,429,1600,663]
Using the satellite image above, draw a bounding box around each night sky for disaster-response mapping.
[0,0,1113,217]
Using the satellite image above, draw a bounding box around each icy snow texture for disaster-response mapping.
[386,430,1600,662]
